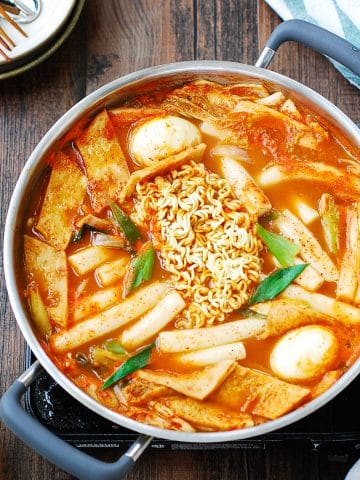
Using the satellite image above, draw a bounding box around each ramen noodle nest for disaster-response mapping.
[134,161,262,328]
[22,79,360,433]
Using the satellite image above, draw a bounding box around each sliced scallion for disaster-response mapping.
[123,242,156,297]
[91,232,126,249]
[256,223,300,267]
[109,201,141,245]
[101,342,155,390]
[91,347,127,367]
[72,224,106,243]
[249,264,308,305]
[105,340,127,355]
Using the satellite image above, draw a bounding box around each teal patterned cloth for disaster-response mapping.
[265,0,360,89]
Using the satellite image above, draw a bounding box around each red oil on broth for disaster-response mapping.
[22,79,360,432]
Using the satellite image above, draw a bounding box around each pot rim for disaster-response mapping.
[4,60,360,443]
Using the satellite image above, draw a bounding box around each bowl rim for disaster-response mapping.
[4,60,360,443]
[0,0,86,81]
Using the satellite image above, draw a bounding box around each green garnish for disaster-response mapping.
[105,340,126,355]
[91,347,127,367]
[123,242,156,297]
[72,227,84,243]
[109,201,141,245]
[72,224,105,243]
[132,243,156,288]
[101,343,155,390]
[249,264,308,305]
[318,193,339,254]
[256,223,300,267]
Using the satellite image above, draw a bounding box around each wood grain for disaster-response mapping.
[1,0,360,479]
[257,3,360,123]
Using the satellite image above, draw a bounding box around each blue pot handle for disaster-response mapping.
[256,19,360,77]
[0,361,153,480]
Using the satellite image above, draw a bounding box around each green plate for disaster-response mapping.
[0,0,86,80]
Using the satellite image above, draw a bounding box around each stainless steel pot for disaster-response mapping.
[1,20,360,480]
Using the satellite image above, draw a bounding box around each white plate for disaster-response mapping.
[0,0,85,80]
[0,0,77,65]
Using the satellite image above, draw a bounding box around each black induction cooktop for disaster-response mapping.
[24,347,360,456]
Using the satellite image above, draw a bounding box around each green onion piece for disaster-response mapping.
[132,243,155,288]
[105,340,126,355]
[72,225,86,243]
[123,242,156,297]
[238,307,267,320]
[249,264,308,305]
[91,347,127,367]
[91,233,126,249]
[29,288,51,337]
[318,193,339,254]
[109,201,141,245]
[72,224,105,243]
[101,343,155,390]
[256,223,300,267]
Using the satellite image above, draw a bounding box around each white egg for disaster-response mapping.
[270,325,338,382]
[129,115,202,166]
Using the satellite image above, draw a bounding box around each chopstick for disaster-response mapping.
[0,44,10,60]
[0,2,20,15]
[0,24,15,47]
[0,4,27,37]
[0,32,10,49]
[0,4,19,15]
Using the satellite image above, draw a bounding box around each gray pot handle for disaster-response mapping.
[0,361,153,480]
[256,19,360,77]
[257,20,360,480]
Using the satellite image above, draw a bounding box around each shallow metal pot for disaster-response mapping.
[1,20,360,480]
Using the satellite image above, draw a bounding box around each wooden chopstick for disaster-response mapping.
[0,4,27,37]
[0,31,10,50]
[0,3,20,15]
[0,25,15,47]
[0,44,10,61]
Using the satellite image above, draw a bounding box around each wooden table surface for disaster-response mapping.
[1,1,360,479]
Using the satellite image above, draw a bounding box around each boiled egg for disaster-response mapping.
[129,115,201,166]
[270,325,338,382]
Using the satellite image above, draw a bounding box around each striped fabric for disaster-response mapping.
[265,0,360,89]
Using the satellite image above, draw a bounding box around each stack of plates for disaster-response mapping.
[0,0,85,80]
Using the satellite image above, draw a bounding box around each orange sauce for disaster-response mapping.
[22,80,360,429]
